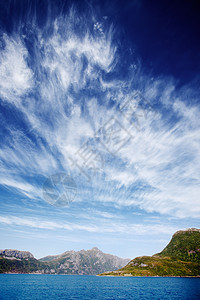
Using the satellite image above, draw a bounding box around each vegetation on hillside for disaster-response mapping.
[0,258,47,274]
[99,228,200,277]
[157,229,200,262]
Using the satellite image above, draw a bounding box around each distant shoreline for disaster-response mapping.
[1,273,200,278]
[97,275,200,278]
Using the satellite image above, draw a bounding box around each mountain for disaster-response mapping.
[0,249,34,260]
[0,249,46,274]
[0,248,129,275]
[99,228,200,277]
[39,247,130,275]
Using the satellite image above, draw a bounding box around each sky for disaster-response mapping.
[0,0,200,260]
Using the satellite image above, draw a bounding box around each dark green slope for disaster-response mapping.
[0,257,47,274]
[99,228,200,277]
[157,228,200,262]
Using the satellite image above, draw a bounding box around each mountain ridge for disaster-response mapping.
[0,249,34,260]
[0,247,129,275]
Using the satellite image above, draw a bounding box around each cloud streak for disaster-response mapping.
[0,215,178,235]
[0,6,199,221]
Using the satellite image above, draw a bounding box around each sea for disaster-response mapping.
[0,275,200,300]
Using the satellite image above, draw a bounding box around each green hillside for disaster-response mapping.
[0,257,47,274]
[99,228,200,277]
[157,228,200,262]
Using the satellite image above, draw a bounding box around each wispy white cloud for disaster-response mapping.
[0,8,199,221]
[0,35,33,102]
[100,94,200,217]
[0,215,177,235]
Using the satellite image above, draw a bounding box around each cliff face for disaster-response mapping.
[0,249,34,260]
[99,228,200,277]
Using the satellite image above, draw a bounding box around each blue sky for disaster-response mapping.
[0,0,200,259]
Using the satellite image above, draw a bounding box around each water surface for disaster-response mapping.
[0,274,200,299]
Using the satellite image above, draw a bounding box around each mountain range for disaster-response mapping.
[99,228,200,277]
[1,228,200,276]
[0,247,129,275]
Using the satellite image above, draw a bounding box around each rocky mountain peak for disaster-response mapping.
[91,247,100,251]
[0,249,34,259]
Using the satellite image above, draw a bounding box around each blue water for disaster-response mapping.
[0,275,200,300]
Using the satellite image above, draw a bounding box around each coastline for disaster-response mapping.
[1,273,200,278]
